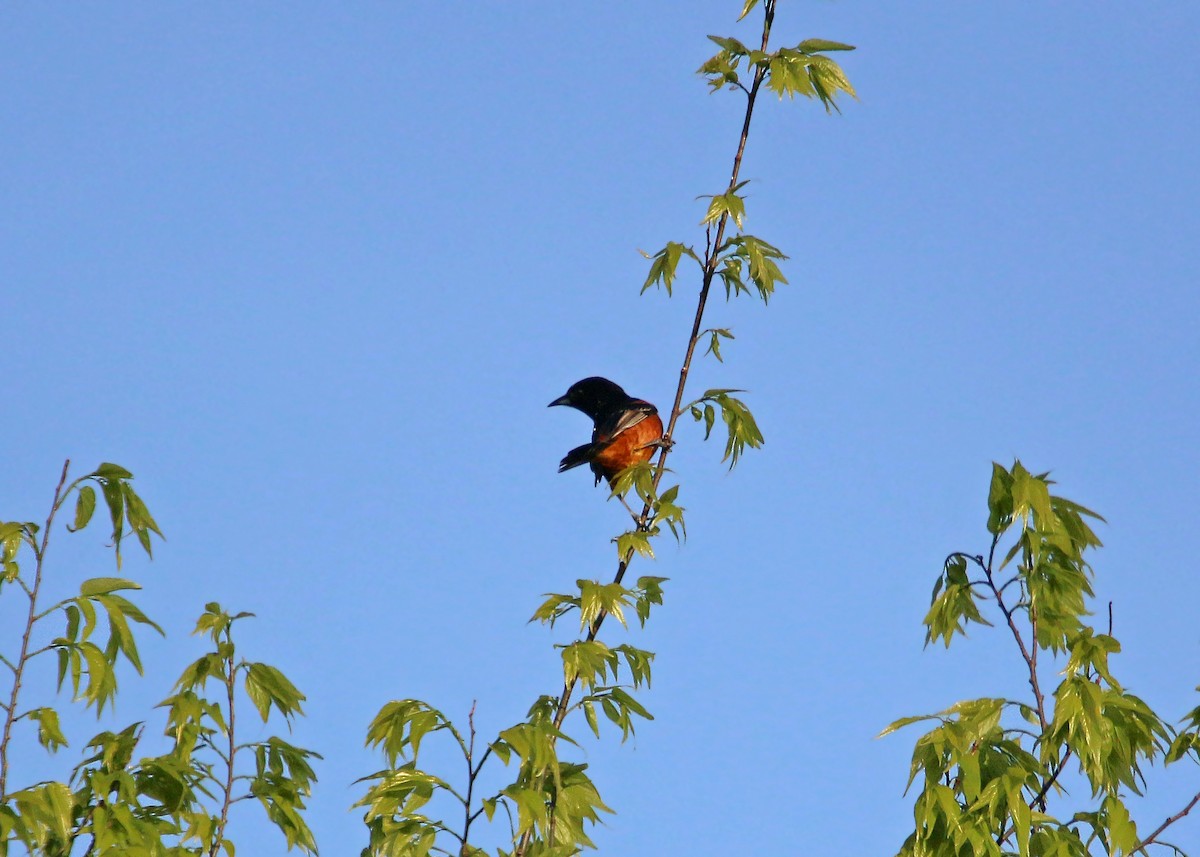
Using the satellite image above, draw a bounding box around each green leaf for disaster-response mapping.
[634,576,667,626]
[71,485,96,531]
[1166,732,1197,764]
[987,461,1015,534]
[614,643,655,689]
[80,577,141,597]
[697,50,740,92]
[922,555,993,647]
[877,713,941,738]
[244,662,307,723]
[577,579,632,630]
[767,49,816,100]
[123,484,164,557]
[608,459,656,503]
[693,389,764,467]
[364,699,447,766]
[0,522,26,563]
[640,241,698,296]
[616,530,655,560]
[798,38,856,53]
[652,486,687,543]
[707,35,750,56]
[1104,794,1137,856]
[702,189,747,229]
[702,327,734,362]
[722,234,789,303]
[100,477,126,569]
[529,591,580,627]
[65,604,81,641]
[560,640,617,690]
[27,707,68,752]
[1011,796,1031,857]
[737,0,760,21]
[92,462,133,479]
[582,699,600,738]
[805,54,858,113]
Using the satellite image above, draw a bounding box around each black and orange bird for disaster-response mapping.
[548,377,665,487]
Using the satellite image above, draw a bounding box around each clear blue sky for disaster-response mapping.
[4,2,1199,853]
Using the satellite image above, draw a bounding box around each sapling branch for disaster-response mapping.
[510,4,858,854]
[1026,747,1071,813]
[209,630,238,857]
[527,19,774,857]
[517,3,784,848]
[0,458,70,799]
[459,700,491,856]
[549,0,778,727]
[980,537,1048,732]
[1135,788,1200,852]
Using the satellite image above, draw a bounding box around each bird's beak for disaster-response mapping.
[548,394,571,408]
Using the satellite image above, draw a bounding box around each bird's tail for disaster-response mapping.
[558,442,600,473]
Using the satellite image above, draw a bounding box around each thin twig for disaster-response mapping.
[982,537,1047,731]
[461,700,480,856]
[209,631,238,857]
[0,459,71,799]
[1027,748,1072,812]
[1135,788,1200,853]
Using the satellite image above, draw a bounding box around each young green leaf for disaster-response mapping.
[798,38,856,53]
[70,485,97,532]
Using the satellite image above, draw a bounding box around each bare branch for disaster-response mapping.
[1,459,71,799]
[1136,789,1200,853]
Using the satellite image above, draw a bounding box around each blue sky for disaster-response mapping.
[4,2,1199,854]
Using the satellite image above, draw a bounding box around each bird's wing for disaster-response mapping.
[593,400,657,442]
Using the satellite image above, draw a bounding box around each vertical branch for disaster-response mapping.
[546,0,778,738]
[982,539,1047,732]
[518,8,782,855]
[210,630,238,857]
[0,459,71,799]
[460,701,494,856]
[653,0,775,480]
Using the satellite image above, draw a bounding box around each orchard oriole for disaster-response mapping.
[548,377,665,487]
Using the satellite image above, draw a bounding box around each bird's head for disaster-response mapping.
[548,376,629,420]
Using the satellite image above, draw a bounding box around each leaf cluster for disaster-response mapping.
[2,464,317,856]
[698,32,856,112]
[68,463,164,568]
[4,601,318,856]
[887,461,1197,857]
[687,389,764,468]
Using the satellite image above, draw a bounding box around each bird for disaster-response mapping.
[548,377,665,487]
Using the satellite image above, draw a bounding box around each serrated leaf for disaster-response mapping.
[707,35,750,56]
[640,241,697,296]
[28,707,69,752]
[616,530,654,560]
[702,189,747,229]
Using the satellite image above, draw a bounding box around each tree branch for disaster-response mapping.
[516,6,780,854]
[982,537,1047,731]
[460,700,485,856]
[209,635,238,857]
[0,459,70,799]
[1135,788,1200,853]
